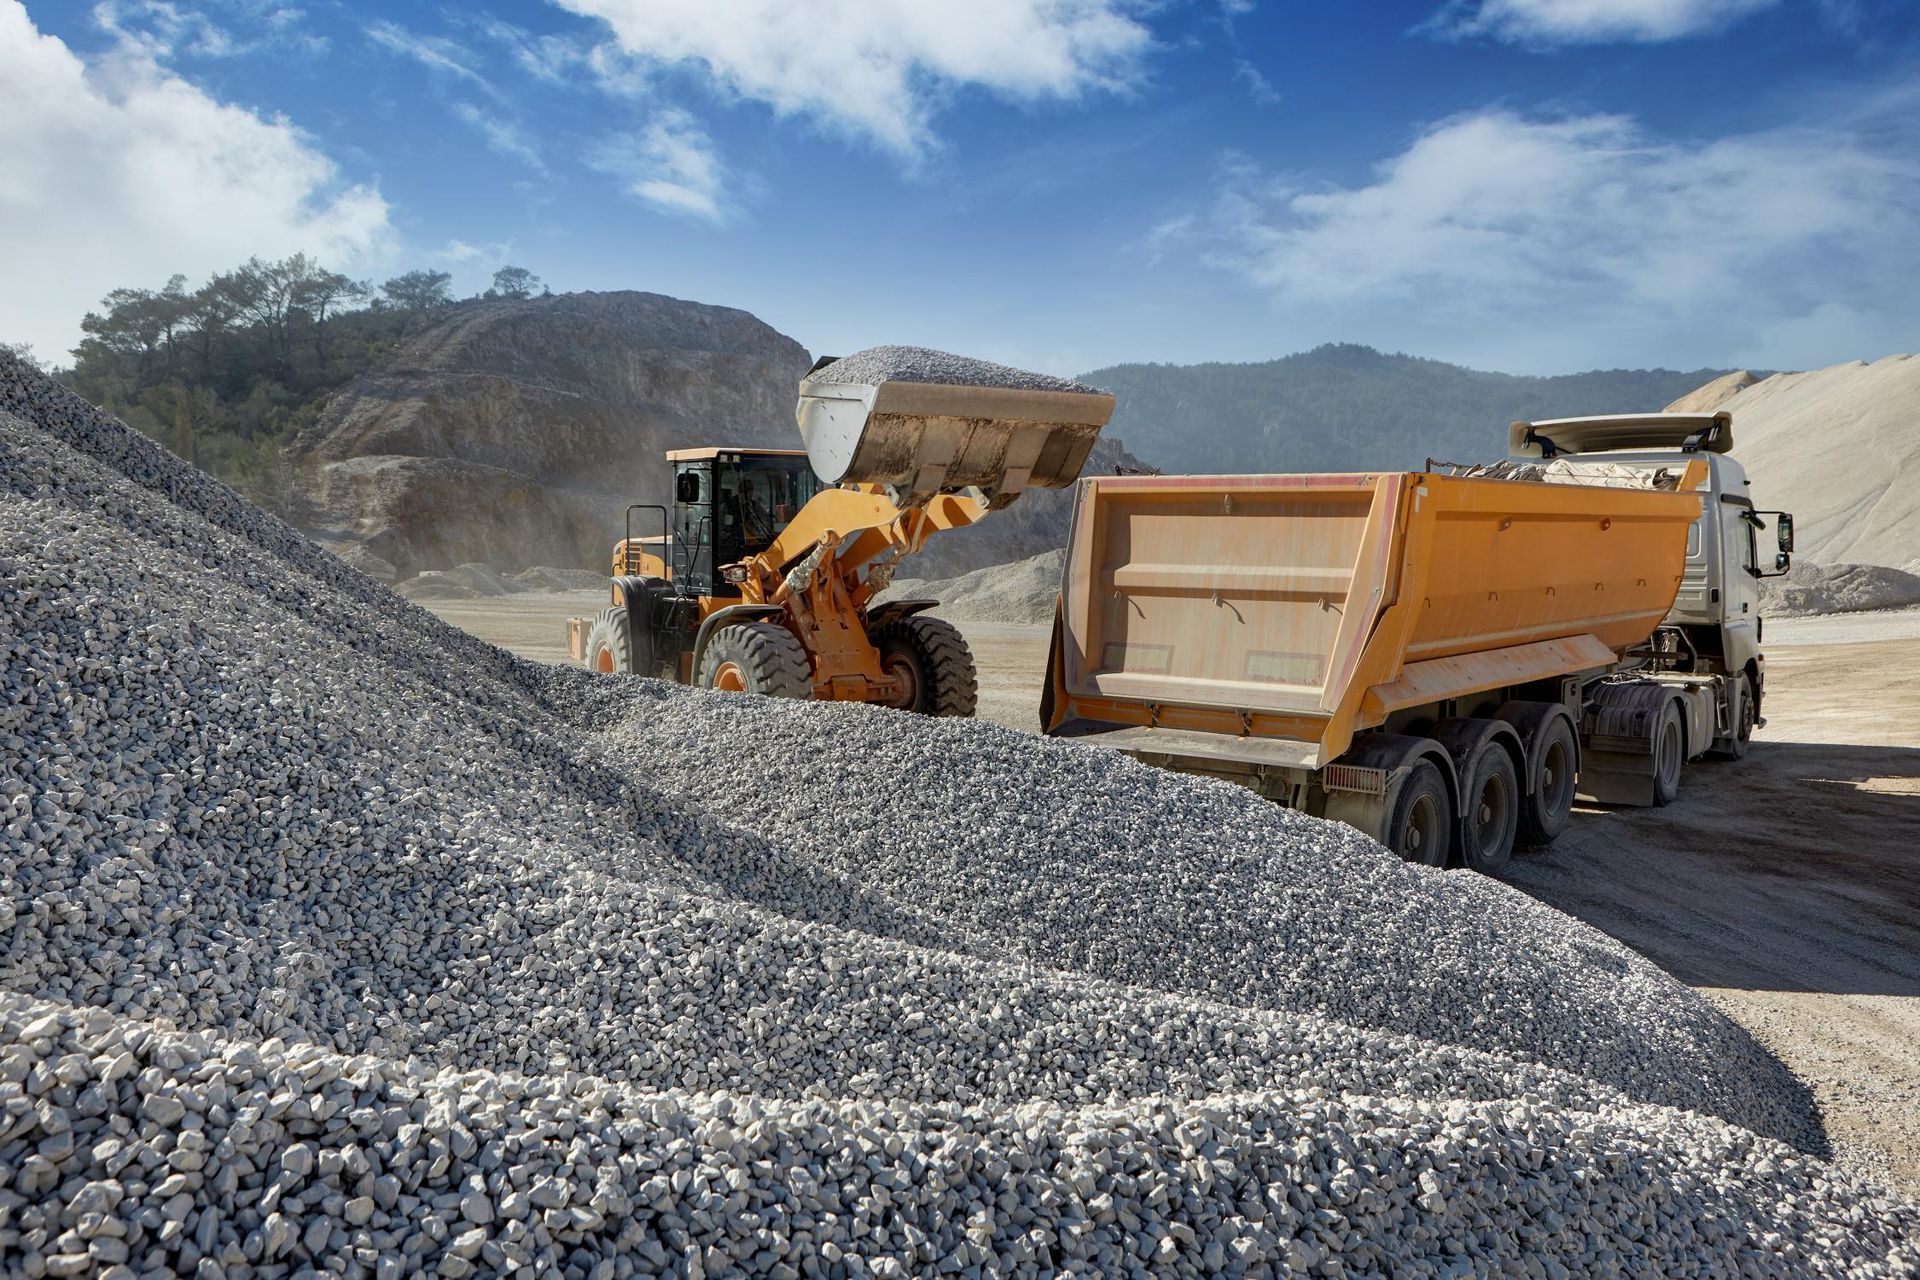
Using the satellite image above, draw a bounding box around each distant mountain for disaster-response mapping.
[1078,344,1734,475]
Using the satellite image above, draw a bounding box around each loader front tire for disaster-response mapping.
[696,621,812,699]
[873,615,978,717]
[585,607,632,675]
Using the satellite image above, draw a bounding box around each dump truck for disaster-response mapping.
[1041,412,1794,873]
[568,356,1114,714]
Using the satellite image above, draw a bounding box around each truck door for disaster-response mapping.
[1720,498,1762,625]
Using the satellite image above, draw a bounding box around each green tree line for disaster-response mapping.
[54,257,545,512]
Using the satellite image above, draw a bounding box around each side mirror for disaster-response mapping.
[1775,512,1794,553]
[1775,553,1790,572]
[675,471,701,503]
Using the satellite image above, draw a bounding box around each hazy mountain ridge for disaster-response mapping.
[1080,343,1734,474]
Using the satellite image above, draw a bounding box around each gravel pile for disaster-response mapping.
[1760,558,1920,617]
[4,349,1917,1275]
[882,549,1064,624]
[808,346,1104,395]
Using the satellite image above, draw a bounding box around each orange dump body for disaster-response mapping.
[1048,469,1702,767]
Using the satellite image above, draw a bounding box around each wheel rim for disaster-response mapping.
[1404,793,1440,860]
[883,654,921,710]
[1540,736,1573,817]
[594,647,614,674]
[1739,680,1756,740]
[1474,765,1512,850]
[712,661,747,693]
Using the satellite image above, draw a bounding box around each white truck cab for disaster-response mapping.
[1511,412,1794,796]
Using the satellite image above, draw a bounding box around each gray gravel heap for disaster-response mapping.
[3,349,1917,1276]
[808,346,1105,395]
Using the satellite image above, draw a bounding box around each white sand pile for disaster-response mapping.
[1668,353,1920,569]
[4,350,1917,1277]
[883,549,1065,624]
[1761,559,1920,617]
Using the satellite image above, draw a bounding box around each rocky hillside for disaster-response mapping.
[288,290,812,578]
[1665,353,1920,572]
[1083,344,1731,475]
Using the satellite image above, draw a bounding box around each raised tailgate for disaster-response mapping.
[1060,474,1402,716]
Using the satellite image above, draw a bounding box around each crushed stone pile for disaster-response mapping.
[808,346,1104,395]
[1760,558,1920,617]
[882,548,1065,625]
[3,348,1917,1276]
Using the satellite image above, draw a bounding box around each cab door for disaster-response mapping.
[672,462,716,593]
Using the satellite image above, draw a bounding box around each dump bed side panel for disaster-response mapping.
[1404,475,1699,663]
[1061,474,1402,718]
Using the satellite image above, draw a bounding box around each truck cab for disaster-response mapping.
[1511,412,1794,743]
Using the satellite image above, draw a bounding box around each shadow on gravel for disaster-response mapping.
[1507,739,1920,1000]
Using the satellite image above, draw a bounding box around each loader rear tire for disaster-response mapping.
[696,621,812,699]
[873,615,978,717]
[585,607,632,675]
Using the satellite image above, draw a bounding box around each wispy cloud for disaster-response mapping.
[451,101,544,173]
[464,15,649,97]
[91,0,326,59]
[592,109,732,222]
[1423,0,1779,44]
[549,0,1154,155]
[366,19,497,95]
[1234,59,1279,105]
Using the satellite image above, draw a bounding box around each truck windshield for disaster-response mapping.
[715,456,822,553]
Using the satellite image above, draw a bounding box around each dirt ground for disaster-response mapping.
[427,594,1920,1193]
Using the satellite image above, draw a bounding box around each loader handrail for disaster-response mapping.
[622,504,669,575]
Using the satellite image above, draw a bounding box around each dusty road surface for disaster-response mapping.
[428,595,1920,1192]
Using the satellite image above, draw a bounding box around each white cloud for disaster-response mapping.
[551,0,1154,153]
[0,1,391,358]
[592,109,732,221]
[1426,0,1779,43]
[1184,105,1920,369]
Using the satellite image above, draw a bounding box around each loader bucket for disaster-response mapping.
[796,375,1115,506]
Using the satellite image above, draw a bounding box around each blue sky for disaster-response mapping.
[3,0,1917,375]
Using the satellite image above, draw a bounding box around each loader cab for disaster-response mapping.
[666,447,823,595]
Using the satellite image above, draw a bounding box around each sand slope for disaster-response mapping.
[1668,354,1920,569]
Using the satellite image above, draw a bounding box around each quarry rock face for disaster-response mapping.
[288,290,813,577]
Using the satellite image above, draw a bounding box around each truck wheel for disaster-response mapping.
[1458,739,1519,876]
[1517,714,1577,847]
[1709,672,1755,761]
[696,622,812,699]
[585,607,632,675]
[1385,761,1452,868]
[872,615,978,717]
[1652,701,1685,806]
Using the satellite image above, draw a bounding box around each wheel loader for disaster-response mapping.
[567,356,1115,714]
